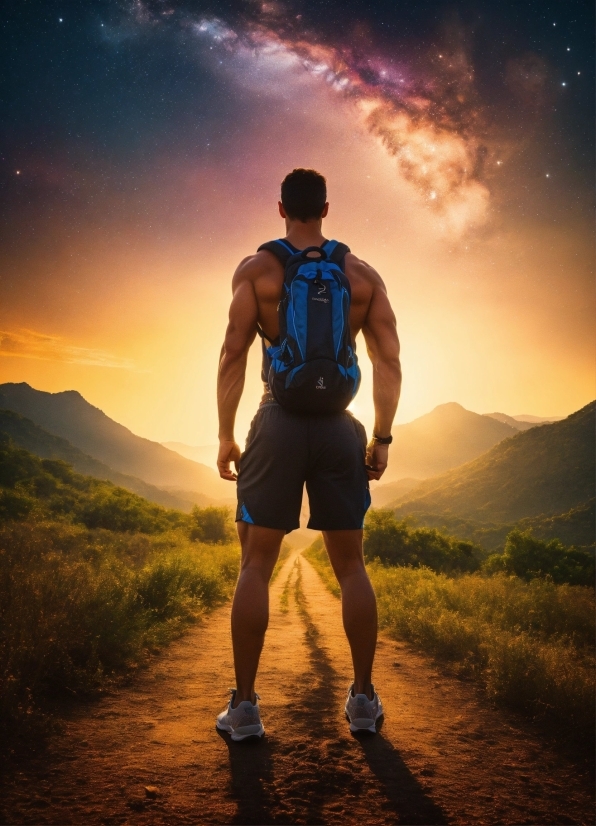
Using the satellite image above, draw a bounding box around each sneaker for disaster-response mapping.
[345,684,384,734]
[216,690,265,741]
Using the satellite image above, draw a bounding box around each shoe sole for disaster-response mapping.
[345,709,384,735]
[216,721,265,741]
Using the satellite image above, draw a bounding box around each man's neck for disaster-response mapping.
[284,219,325,250]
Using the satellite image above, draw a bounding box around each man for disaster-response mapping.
[215,168,401,741]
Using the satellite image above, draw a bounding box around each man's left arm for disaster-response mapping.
[217,265,259,481]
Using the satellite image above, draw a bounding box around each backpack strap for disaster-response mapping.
[257,239,295,266]
[322,240,351,271]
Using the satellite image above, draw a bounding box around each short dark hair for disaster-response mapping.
[281,168,327,222]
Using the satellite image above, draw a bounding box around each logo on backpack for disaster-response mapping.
[256,238,361,414]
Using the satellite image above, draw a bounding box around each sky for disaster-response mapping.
[0,0,594,446]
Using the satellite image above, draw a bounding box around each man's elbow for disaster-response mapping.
[220,341,249,368]
[376,355,402,386]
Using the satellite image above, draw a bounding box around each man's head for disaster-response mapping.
[279,168,328,223]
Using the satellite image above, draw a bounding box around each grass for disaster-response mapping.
[0,519,240,750]
[304,537,595,734]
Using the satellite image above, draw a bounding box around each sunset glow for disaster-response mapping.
[1,1,593,447]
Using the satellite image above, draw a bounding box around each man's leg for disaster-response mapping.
[322,529,377,699]
[231,522,285,706]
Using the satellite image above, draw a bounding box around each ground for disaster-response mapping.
[1,551,594,825]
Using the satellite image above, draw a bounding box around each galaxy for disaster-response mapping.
[0,0,593,443]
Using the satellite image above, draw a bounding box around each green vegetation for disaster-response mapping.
[0,521,240,746]
[371,565,594,731]
[364,510,482,573]
[189,505,235,543]
[304,515,595,733]
[391,401,595,548]
[0,408,192,511]
[484,530,594,586]
[0,435,187,533]
[0,437,241,751]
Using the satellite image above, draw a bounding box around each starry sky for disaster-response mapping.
[0,0,594,445]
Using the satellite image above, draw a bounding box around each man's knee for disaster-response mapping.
[239,524,285,581]
[323,529,367,582]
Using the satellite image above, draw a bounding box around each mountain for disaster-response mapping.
[384,402,519,482]
[370,478,421,508]
[162,442,218,467]
[483,412,536,431]
[390,401,595,532]
[513,414,565,423]
[0,383,232,499]
[0,409,208,511]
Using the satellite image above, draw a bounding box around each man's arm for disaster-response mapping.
[361,275,402,481]
[217,261,259,481]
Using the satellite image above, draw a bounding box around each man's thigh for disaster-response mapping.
[236,404,307,532]
[237,522,286,581]
[306,413,371,531]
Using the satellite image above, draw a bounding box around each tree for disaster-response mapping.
[190,506,235,544]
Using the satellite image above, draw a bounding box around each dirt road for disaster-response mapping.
[1,551,593,825]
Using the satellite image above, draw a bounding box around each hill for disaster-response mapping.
[483,412,536,431]
[370,478,421,508]
[384,402,519,481]
[0,435,188,532]
[162,442,218,467]
[0,409,209,511]
[390,402,595,544]
[0,383,232,499]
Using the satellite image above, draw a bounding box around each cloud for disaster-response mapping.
[0,329,138,370]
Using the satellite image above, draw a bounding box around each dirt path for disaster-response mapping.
[1,550,593,825]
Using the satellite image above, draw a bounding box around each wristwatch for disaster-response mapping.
[372,432,393,445]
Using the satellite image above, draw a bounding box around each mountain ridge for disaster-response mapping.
[385,401,520,481]
[0,383,231,499]
[389,401,595,533]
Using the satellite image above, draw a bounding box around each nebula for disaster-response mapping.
[133,2,493,235]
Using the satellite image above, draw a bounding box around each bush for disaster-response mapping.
[189,505,235,544]
[0,520,240,748]
[364,509,482,573]
[488,529,595,586]
[304,535,595,733]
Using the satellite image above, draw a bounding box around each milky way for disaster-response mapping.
[129,2,499,235]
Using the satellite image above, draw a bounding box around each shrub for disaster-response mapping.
[190,505,235,544]
[364,509,482,573]
[0,520,240,748]
[491,529,595,586]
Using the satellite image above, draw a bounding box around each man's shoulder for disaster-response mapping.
[232,249,282,288]
[344,252,383,286]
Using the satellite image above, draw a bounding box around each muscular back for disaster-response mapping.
[229,246,397,359]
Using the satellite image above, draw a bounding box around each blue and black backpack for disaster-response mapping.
[257,238,361,415]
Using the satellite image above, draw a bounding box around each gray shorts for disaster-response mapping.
[236,402,371,532]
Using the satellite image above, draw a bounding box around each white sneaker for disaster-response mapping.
[345,684,384,733]
[216,690,265,741]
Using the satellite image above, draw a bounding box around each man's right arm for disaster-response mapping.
[216,259,259,481]
[361,272,402,481]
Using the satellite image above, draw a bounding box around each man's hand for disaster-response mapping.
[218,439,242,481]
[365,440,389,481]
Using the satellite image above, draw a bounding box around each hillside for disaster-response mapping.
[0,383,231,499]
[0,409,209,511]
[384,402,519,481]
[0,436,188,532]
[370,478,421,508]
[391,401,595,531]
[483,412,536,431]
[162,441,218,467]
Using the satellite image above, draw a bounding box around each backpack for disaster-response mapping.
[257,238,361,414]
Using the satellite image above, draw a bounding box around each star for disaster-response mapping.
[561,82,566,86]
[546,173,550,178]
[58,18,63,22]
[15,170,21,175]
